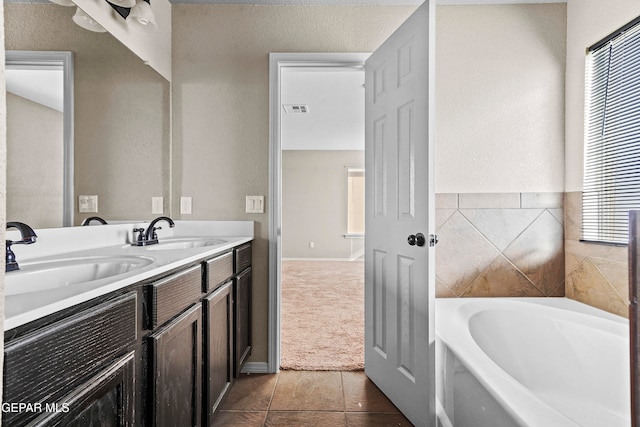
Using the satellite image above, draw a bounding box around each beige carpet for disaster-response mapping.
[281,260,364,371]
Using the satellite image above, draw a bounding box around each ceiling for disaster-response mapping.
[281,67,365,151]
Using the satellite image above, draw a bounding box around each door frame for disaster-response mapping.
[267,52,370,373]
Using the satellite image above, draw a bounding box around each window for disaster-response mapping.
[583,16,640,245]
[347,169,364,235]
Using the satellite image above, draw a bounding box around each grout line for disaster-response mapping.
[262,371,281,426]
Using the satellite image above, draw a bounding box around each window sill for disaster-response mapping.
[579,239,628,247]
[343,233,364,239]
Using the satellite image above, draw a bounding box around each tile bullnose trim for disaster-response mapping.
[458,193,521,209]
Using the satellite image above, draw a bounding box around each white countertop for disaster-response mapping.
[4,221,254,331]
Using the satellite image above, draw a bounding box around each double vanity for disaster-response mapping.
[3,220,253,426]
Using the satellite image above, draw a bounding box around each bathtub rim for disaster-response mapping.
[435,297,629,427]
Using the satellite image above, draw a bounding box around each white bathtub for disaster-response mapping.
[436,298,630,427]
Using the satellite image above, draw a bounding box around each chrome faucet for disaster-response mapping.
[6,222,37,272]
[132,216,175,246]
[81,216,108,226]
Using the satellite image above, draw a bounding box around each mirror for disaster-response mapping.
[6,51,74,228]
[4,2,170,226]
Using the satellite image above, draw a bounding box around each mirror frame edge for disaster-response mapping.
[5,50,74,227]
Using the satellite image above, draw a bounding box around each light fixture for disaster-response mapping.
[72,7,107,32]
[48,0,75,7]
[107,0,136,8]
[127,0,157,32]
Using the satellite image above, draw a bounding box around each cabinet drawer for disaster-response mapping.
[234,243,252,273]
[3,292,137,426]
[205,251,233,293]
[147,265,202,329]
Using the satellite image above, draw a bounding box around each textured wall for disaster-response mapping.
[436,192,565,298]
[282,150,364,260]
[435,4,566,193]
[5,3,170,224]
[565,0,640,192]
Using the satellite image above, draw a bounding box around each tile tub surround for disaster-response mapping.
[564,192,629,317]
[436,192,565,298]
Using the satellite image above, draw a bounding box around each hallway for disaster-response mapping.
[212,370,413,426]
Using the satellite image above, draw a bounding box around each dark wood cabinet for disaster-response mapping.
[233,244,252,377]
[3,240,252,426]
[29,351,136,427]
[203,280,234,424]
[149,303,203,427]
[3,292,137,426]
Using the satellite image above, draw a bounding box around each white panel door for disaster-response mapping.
[364,1,436,426]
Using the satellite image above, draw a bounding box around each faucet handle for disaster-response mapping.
[133,228,146,243]
[5,241,19,272]
[151,226,162,241]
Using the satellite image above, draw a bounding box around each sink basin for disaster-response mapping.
[142,237,227,250]
[5,256,154,296]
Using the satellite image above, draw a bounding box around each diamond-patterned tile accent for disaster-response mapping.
[590,257,628,302]
[503,210,564,295]
[459,208,543,252]
[436,208,456,231]
[461,255,544,297]
[435,211,501,294]
[435,192,565,299]
[566,258,627,316]
[436,276,457,298]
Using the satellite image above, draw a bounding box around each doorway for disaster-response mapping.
[280,65,366,370]
[268,53,369,373]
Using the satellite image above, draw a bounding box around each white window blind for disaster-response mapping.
[583,17,640,245]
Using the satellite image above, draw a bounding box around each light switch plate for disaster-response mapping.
[246,196,264,213]
[152,197,163,214]
[180,197,192,215]
[79,195,98,213]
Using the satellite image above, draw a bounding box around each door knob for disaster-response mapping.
[407,233,426,247]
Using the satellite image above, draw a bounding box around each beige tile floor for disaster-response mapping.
[213,370,414,426]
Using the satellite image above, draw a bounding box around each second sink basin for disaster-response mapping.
[142,237,227,250]
[6,256,154,296]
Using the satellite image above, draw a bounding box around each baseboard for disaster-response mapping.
[241,362,270,374]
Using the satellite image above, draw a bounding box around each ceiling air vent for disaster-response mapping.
[283,104,309,114]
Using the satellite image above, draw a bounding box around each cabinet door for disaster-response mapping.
[150,303,202,427]
[3,292,137,426]
[203,281,233,423]
[234,267,252,377]
[29,351,136,427]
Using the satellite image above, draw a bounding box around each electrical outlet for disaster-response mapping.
[79,195,98,213]
[180,197,192,215]
[309,242,315,249]
[152,197,163,214]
